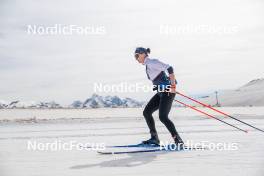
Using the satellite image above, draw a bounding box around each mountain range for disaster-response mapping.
[1,78,264,108]
[0,94,143,109]
[70,94,144,108]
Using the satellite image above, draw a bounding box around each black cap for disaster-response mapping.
[135,47,150,54]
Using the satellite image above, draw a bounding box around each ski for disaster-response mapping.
[97,145,206,155]
[97,148,163,154]
[106,143,161,148]
[83,142,160,149]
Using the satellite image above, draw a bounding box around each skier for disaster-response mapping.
[134,47,184,147]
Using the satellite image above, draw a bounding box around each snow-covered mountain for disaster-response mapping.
[196,78,264,107]
[0,94,143,109]
[0,100,62,109]
[71,94,144,108]
[0,100,9,109]
[70,100,83,108]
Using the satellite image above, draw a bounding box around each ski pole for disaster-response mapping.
[174,99,248,133]
[176,91,264,133]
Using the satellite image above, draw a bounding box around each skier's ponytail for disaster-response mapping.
[146,48,151,54]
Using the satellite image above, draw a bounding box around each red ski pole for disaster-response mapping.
[174,99,248,133]
[176,91,264,133]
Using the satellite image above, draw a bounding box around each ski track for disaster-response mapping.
[0,108,264,176]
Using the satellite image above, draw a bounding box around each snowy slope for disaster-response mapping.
[197,78,264,107]
[1,108,264,176]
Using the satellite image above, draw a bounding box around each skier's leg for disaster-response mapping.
[158,92,183,144]
[143,93,160,140]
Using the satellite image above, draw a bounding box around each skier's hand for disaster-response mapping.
[170,88,176,93]
[168,72,177,94]
[169,85,176,93]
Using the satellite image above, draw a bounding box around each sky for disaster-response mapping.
[0,0,264,105]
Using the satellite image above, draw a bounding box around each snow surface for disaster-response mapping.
[0,107,264,176]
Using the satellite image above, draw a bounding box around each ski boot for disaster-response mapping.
[142,134,160,146]
[173,133,185,150]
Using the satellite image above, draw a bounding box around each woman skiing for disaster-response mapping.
[134,47,184,146]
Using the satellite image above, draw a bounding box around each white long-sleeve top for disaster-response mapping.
[143,57,171,81]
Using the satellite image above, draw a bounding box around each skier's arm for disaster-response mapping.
[168,66,176,93]
[151,59,177,91]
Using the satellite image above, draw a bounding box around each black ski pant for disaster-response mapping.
[143,92,179,137]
